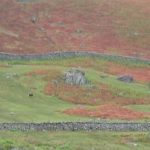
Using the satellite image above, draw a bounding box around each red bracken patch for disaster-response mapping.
[64,104,150,120]
[0,0,149,59]
[26,69,49,76]
[44,83,149,105]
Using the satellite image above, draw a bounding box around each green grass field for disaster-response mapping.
[0,131,150,150]
[0,56,149,122]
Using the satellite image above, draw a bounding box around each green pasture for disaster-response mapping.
[0,57,149,122]
[0,131,149,150]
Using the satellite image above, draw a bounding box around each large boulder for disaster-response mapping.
[64,69,87,85]
[117,75,134,83]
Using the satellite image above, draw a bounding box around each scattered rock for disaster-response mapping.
[31,16,37,23]
[5,72,18,79]
[117,75,134,83]
[134,32,139,36]
[118,92,124,96]
[64,69,87,85]
[127,142,138,147]
[75,29,83,34]
[39,27,45,31]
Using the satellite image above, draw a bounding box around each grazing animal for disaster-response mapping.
[28,92,33,97]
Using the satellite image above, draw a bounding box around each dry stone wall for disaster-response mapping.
[0,122,150,131]
[0,51,149,64]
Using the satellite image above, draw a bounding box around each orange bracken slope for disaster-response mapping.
[0,0,149,58]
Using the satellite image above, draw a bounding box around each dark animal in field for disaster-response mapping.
[28,92,33,97]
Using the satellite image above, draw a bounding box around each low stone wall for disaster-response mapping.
[0,122,150,131]
[0,51,149,64]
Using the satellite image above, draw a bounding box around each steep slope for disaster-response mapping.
[0,0,149,58]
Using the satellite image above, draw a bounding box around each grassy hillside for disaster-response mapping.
[0,57,149,122]
[0,0,149,58]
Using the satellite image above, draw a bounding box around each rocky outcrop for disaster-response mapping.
[64,69,87,85]
[117,75,134,83]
